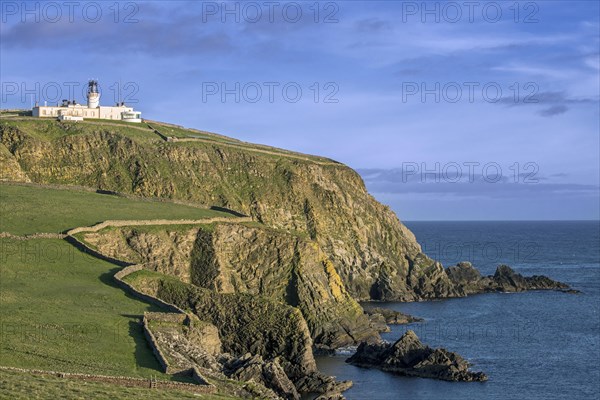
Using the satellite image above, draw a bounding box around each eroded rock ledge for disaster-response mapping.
[347,330,487,382]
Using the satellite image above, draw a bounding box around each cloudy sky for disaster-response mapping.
[1,1,598,220]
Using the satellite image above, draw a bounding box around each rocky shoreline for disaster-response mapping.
[347,330,487,382]
[345,263,573,386]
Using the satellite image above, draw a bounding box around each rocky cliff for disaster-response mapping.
[123,269,349,397]
[0,118,571,316]
[81,222,378,350]
[0,119,426,301]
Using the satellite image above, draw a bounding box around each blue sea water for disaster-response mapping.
[316,221,600,400]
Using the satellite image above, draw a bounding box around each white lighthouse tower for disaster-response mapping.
[32,78,141,123]
[87,80,100,108]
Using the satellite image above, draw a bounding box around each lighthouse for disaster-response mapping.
[87,80,100,108]
[32,79,141,123]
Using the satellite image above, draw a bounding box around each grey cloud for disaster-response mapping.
[496,91,598,118]
[538,105,569,117]
[357,168,599,199]
[355,18,391,33]
[498,91,596,106]
[367,181,599,199]
[1,17,235,56]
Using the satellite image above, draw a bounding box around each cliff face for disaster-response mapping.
[0,120,430,301]
[0,120,571,306]
[124,270,346,397]
[82,223,379,349]
[0,143,30,182]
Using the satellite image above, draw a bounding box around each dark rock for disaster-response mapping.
[129,273,350,397]
[444,263,571,295]
[294,372,352,398]
[366,312,390,333]
[446,262,482,284]
[315,392,347,400]
[347,330,487,382]
[224,353,300,400]
[364,307,423,332]
[489,265,569,292]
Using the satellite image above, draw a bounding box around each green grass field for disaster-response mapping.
[0,183,234,235]
[0,368,236,399]
[0,181,247,397]
[0,238,170,378]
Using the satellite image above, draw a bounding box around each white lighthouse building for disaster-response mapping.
[32,80,142,123]
[87,80,100,108]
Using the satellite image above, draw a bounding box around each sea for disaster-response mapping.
[316,221,600,400]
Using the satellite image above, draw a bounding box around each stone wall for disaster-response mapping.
[67,217,252,236]
[113,265,186,314]
[0,232,66,240]
[0,366,216,394]
[142,312,192,375]
[142,313,171,373]
[65,235,133,267]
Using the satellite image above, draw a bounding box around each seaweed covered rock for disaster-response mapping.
[445,262,484,295]
[490,265,569,292]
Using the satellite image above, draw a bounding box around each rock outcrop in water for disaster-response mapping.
[446,262,570,295]
[347,330,487,382]
[364,307,423,333]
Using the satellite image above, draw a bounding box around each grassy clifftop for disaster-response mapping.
[0,117,429,302]
[0,183,233,235]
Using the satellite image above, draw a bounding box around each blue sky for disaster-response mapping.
[1,1,598,220]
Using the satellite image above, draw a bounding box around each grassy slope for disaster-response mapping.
[0,117,337,163]
[0,183,248,398]
[0,118,156,143]
[0,369,236,400]
[0,238,167,378]
[0,183,233,235]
